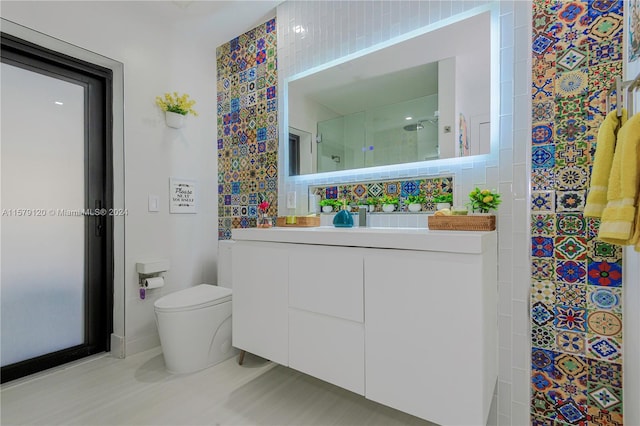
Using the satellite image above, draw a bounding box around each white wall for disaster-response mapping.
[0,1,218,355]
[624,20,640,426]
[277,2,531,425]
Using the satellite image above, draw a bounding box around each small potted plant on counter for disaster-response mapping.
[405,194,426,212]
[319,198,341,213]
[365,196,378,212]
[468,187,501,214]
[433,191,453,210]
[380,195,399,212]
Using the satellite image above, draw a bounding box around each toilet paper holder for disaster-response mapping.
[136,260,170,288]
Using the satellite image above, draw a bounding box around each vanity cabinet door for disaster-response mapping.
[288,245,365,395]
[289,245,363,322]
[364,249,496,426]
[232,241,289,366]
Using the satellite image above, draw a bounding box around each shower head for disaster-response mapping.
[403,123,424,131]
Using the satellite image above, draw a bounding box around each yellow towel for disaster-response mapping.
[584,109,627,217]
[599,112,640,246]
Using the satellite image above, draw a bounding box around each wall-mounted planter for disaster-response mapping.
[165,111,185,129]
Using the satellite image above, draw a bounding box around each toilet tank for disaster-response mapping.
[217,240,234,289]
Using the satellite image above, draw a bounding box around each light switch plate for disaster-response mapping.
[148,195,160,212]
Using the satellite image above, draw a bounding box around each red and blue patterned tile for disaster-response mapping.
[587,334,622,361]
[587,260,622,287]
[534,236,556,258]
[534,53,558,81]
[556,399,587,425]
[556,281,587,307]
[587,407,623,426]
[556,96,589,124]
[555,117,587,144]
[554,305,587,331]
[588,61,623,94]
[533,389,559,420]
[588,35,623,66]
[587,12,623,43]
[533,214,557,236]
[556,260,587,283]
[588,358,622,387]
[533,122,555,145]
[556,213,587,236]
[554,236,588,260]
[534,99,557,123]
[533,347,558,373]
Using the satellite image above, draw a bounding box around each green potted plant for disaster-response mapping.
[319,198,341,213]
[365,196,378,212]
[468,188,501,213]
[405,194,426,212]
[380,195,399,212]
[433,191,453,210]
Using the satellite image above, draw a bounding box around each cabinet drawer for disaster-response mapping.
[289,308,364,395]
[289,245,363,322]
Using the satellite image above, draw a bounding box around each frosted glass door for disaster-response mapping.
[1,62,86,366]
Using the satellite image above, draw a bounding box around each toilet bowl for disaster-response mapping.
[154,241,236,374]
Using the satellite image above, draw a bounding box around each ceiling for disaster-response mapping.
[127,0,283,46]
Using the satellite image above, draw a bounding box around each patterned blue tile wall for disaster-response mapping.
[530,1,625,424]
[216,19,278,239]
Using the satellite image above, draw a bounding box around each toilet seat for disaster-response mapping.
[154,284,232,313]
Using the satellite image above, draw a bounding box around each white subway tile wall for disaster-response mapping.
[277,1,532,424]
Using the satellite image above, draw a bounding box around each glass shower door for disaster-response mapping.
[1,62,86,367]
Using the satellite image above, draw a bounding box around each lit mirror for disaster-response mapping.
[287,10,492,176]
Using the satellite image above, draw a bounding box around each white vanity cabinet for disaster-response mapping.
[231,227,497,426]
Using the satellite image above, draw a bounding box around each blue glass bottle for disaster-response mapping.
[333,209,354,228]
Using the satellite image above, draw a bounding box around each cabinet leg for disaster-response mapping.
[238,350,246,365]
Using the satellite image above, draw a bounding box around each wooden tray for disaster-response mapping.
[276,216,320,227]
[428,214,496,231]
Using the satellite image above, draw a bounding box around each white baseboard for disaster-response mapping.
[125,333,161,357]
[110,334,125,359]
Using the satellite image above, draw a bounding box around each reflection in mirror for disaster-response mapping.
[287,9,492,176]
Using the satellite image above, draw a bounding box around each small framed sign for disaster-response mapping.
[169,178,197,214]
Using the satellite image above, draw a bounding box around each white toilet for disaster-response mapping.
[154,240,236,373]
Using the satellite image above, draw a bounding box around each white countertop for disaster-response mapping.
[232,226,495,254]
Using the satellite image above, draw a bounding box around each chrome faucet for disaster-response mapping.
[358,206,368,227]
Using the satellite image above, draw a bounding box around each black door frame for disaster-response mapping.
[1,33,113,383]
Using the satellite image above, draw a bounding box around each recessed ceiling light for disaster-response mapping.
[293,25,306,34]
[405,116,412,120]
[54,101,64,105]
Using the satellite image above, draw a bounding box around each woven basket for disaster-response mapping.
[276,216,320,227]
[428,214,496,231]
